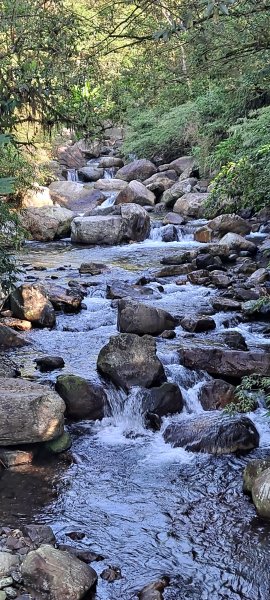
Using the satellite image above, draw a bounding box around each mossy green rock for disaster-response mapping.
[56,374,106,420]
[45,431,72,454]
[243,459,270,493]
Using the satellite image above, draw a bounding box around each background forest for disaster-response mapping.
[0,0,270,251]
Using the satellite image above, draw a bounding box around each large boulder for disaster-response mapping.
[115,180,156,206]
[97,333,165,390]
[56,375,106,420]
[0,552,20,576]
[180,316,216,333]
[173,193,208,218]
[21,185,53,208]
[162,179,197,208]
[77,166,104,181]
[116,159,157,182]
[48,181,97,211]
[0,378,65,445]
[94,178,128,191]
[117,299,176,336]
[21,545,97,600]
[98,156,124,168]
[9,284,55,328]
[252,468,270,519]
[180,346,270,378]
[57,143,86,169]
[0,323,28,348]
[208,214,252,236]
[141,383,183,416]
[71,204,150,245]
[199,379,236,410]
[163,413,259,454]
[219,232,256,253]
[159,156,195,175]
[243,459,270,494]
[20,205,74,242]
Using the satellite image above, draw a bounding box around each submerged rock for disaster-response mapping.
[21,545,97,600]
[117,299,176,336]
[36,356,65,372]
[9,284,55,328]
[56,375,106,420]
[163,413,259,454]
[97,333,165,391]
[180,316,216,333]
[0,378,65,445]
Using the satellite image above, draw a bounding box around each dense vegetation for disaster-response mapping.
[1,0,270,287]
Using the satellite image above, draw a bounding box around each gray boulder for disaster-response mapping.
[97,333,165,390]
[71,204,150,245]
[21,545,97,600]
[0,378,65,445]
[20,205,74,242]
[0,324,28,348]
[252,468,270,519]
[219,233,256,253]
[98,157,124,168]
[116,159,157,182]
[180,346,270,377]
[208,213,252,236]
[243,459,270,494]
[117,299,176,336]
[115,180,156,206]
[173,192,208,218]
[142,383,183,416]
[162,178,198,208]
[77,167,104,181]
[164,413,259,454]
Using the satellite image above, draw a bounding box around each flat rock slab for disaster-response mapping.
[180,347,270,377]
[0,378,65,445]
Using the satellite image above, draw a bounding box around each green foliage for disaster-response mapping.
[205,107,270,216]
[224,376,270,415]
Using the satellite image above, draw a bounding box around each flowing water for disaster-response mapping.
[2,181,270,598]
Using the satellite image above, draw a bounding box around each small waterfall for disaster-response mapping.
[104,167,117,180]
[67,169,79,182]
[149,223,194,243]
[100,192,117,208]
[97,385,146,442]
[165,363,210,414]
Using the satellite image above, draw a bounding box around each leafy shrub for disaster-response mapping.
[224,375,270,415]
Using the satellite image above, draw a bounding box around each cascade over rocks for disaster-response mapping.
[173,192,209,218]
[163,413,259,454]
[97,333,165,390]
[21,545,97,600]
[56,375,106,420]
[9,284,56,328]
[116,159,157,182]
[20,206,74,242]
[71,204,150,245]
[117,298,176,336]
[115,180,156,206]
[0,378,65,445]
[180,346,270,377]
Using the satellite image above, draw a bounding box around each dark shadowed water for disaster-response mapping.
[2,232,270,600]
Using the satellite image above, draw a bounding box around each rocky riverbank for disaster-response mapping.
[1,138,270,599]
